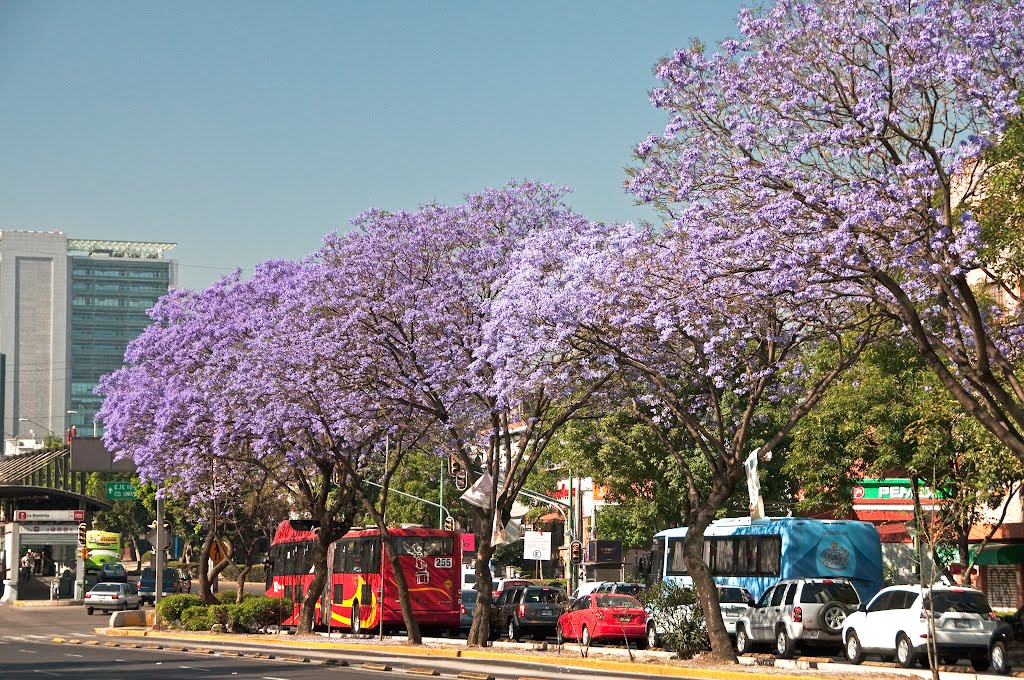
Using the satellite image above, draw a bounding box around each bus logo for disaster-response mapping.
[820,541,850,570]
[435,558,452,568]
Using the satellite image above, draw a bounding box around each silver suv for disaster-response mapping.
[735,578,860,658]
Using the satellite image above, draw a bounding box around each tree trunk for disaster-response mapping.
[197,532,217,604]
[383,539,422,644]
[235,563,253,605]
[683,514,735,662]
[296,533,331,636]
[467,517,496,647]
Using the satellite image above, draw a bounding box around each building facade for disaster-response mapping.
[0,230,176,441]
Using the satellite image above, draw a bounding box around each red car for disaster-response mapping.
[557,593,649,648]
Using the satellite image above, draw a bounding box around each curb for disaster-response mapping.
[93,628,819,680]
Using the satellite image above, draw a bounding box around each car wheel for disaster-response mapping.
[775,627,795,659]
[581,625,591,647]
[845,631,865,665]
[507,619,518,641]
[556,623,565,645]
[736,626,752,655]
[896,634,916,669]
[990,640,1010,675]
[86,607,93,615]
[818,601,849,635]
[351,602,361,634]
[645,622,658,650]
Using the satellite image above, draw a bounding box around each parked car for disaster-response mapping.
[490,578,532,598]
[174,567,192,594]
[557,593,650,648]
[459,589,477,635]
[84,582,141,615]
[842,584,1009,673]
[569,581,605,599]
[735,577,861,658]
[136,567,182,604]
[593,581,645,597]
[99,562,128,583]
[490,585,567,641]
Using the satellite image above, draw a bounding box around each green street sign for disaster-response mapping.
[106,481,137,500]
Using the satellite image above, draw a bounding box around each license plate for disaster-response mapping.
[954,619,970,628]
[541,609,552,616]
[618,615,632,622]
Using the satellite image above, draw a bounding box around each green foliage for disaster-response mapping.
[216,589,257,604]
[156,593,204,623]
[180,605,213,631]
[638,581,709,659]
[210,603,242,632]
[237,596,292,633]
[219,564,266,582]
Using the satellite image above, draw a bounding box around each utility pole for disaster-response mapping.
[154,495,164,606]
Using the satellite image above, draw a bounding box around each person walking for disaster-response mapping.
[20,553,31,582]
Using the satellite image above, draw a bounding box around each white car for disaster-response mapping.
[841,584,1008,673]
[84,582,142,615]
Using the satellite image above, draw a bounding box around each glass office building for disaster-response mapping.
[0,231,177,440]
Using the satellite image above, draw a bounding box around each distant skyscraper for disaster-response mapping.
[0,230,177,439]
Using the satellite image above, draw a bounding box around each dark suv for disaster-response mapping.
[136,567,183,604]
[490,585,567,641]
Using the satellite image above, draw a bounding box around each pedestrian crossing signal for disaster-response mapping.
[78,522,87,547]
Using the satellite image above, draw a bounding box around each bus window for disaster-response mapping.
[392,537,454,556]
[334,541,348,572]
[649,538,664,582]
[667,538,688,576]
[333,583,343,604]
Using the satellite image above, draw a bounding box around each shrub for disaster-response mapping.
[209,603,242,632]
[237,596,292,633]
[216,589,257,604]
[180,605,213,632]
[639,581,710,659]
[219,564,267,582]
[157,593,204,623]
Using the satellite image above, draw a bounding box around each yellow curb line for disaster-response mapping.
[100,629,816,680]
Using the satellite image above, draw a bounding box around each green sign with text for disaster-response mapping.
[105,481,137,500]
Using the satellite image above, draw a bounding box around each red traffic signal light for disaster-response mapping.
[569,540,583,565]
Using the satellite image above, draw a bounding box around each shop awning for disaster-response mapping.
[971,543,1024,565]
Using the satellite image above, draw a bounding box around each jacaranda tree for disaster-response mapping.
[318,182,612,646]
[492,220,883,660]
[629,0,1024,464]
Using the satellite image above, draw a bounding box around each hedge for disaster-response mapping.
[157,593,204,623]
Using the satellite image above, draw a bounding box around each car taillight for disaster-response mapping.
[792,606,802,623]
[518,603,525,617]
[988,612,997,620]
[85,593,91,599]
[491,591,500,598]
[111,594,119,599]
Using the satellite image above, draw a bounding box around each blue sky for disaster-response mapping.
[1,1,747,290]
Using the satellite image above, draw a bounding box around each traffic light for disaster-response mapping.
[569,540,583,565]
[448,455,462,478]
[78,522,87,547]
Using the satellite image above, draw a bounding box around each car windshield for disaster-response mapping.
[615,584,642,596]
[927,590,992,615]
[524,588,563,604]
[597,594,640,609]
[799,582,859,606]
[92,584,119,592]
[719,588,752,604]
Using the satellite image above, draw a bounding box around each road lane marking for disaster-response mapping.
[32,672,61,677]
[19,649,39,653]
[64,653,83,658]
[179,667,212,672]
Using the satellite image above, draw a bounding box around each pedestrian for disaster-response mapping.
[32,550,42,575]
[20,554,30,582]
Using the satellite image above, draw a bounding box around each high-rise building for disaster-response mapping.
[0,230,177,440]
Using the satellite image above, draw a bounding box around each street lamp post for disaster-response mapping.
[18,417,54,439]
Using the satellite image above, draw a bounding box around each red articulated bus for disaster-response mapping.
[265,520,462,633]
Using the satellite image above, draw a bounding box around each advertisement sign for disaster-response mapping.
[585,540,622,564]
[86,530,121,551]
[15,510,84,522]
[852,479,943,501]
[522,531,551,561]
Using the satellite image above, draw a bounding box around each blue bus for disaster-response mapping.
[650,517,883,601]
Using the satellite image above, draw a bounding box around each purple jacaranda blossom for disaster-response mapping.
[629,0,1024,462]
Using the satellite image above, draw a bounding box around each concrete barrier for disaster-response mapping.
[109,609,152,628]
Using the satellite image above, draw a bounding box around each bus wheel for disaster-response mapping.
[351,602,361,634]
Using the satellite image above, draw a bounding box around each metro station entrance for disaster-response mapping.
[0,445,110,602]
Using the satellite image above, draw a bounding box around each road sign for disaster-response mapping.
[523,530,551,561]
[105,481,137,499]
